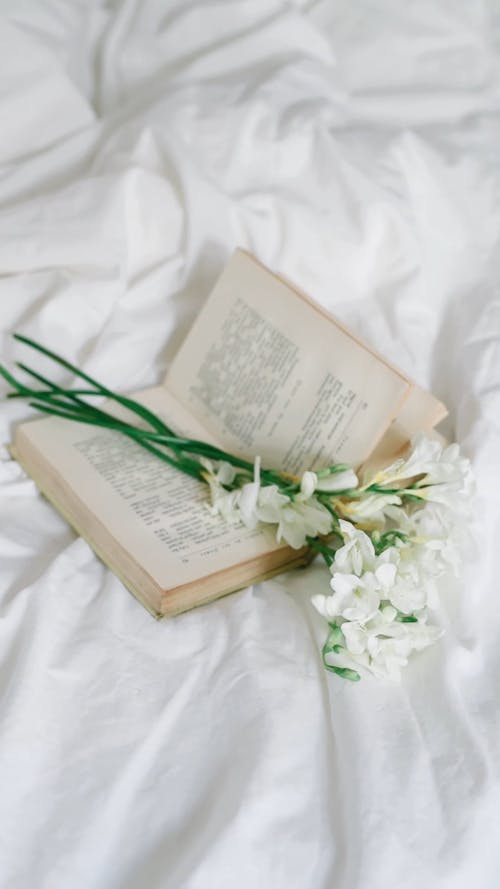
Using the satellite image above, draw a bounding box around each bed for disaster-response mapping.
[1,2,499,887]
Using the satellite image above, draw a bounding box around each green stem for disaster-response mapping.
[364,483,403,495]
[316,495,344,528]
[3,351,294,489]
[323,662,361,682]
[121,432,205,480]
[12,334,174,435]
[307,536,337,567]
[1,335,360,502]
[15,365,120,425]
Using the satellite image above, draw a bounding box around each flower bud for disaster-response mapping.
[300,470,317,499]
[315,468,358,493]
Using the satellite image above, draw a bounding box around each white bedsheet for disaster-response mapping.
[1,3,499,887]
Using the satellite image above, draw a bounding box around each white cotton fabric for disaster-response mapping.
[1,2,500,887]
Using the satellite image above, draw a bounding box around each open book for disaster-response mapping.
[10,250,447,617]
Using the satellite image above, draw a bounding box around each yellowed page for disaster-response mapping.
[362,385,448,469]
[15,386,285,591]
[398,384,448,431]
[166,250,412,472]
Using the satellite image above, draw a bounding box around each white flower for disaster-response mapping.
[254,484,290,522]
[272,497,332,549]
[317,468,359,493]
[200,457,237,489]
[333,520,378,574]
[312,524,397,623]
[300,471,317,499]
[300,468,359,499]
[201,458,241,523]
[330,611,442,681]
[384,501,471,578]
[365,434,443,487]
[378,434,444,482]
[238,456,262,529]
[365,434,474,515]
[414,502,473,573]
[319,571,382,622]
[365,616,442,681]
[412,444,475,512]
[338,492,402,524]
[417,440,474,492]
[331,562,397,623]
[384,545,430,614]
[208,488,241,523]
[251,479,333,548]
[366,636,418,681]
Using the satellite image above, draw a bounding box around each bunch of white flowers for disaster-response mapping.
[311,521,443,681]
[311,434,474,681]
[200,456,356,549]
[203,433,473,681]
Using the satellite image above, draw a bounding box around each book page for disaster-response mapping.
[361,385,448,470]
[166,250,412,472]
[16,387,285,591]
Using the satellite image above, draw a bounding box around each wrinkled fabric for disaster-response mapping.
[1,3,499,888]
